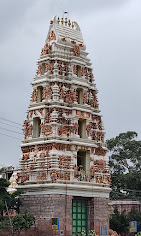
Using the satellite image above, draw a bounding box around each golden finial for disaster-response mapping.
[68,19,71,27]
[57,17,60,24]
[61,17,64,25]
[65,17,67,26]
[72,22,74,29]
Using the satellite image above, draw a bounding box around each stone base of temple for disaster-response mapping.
[19,193,109,236]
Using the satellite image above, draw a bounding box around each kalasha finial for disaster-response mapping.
[61,17,64,25]
[72,22,74,29]
[65,17,67,26]
[68,19,71,27]
[57,17,60,24]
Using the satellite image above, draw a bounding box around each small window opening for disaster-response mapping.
[77,151,90,175]
[33,117,41,138]
[76,65,81,77]
[41,63,45,75]
[77,89,83,104]
[78,119,86,138]
[37,86,43,102]
[77,151,86,172]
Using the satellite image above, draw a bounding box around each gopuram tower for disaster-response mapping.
[17,16,111,236]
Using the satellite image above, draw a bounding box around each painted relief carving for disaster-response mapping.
[40,152,45,159]
[57,61,63,75]
[49,170,70,181]
[22,153,30,161]
[32,89,37,102]
[95,145,106,156]
[81,67,85,76]
[36,65,42,75]
[41,124,52,136]
[16,173,29,183]
[75,110,85,119]
[95,175,111,184]
[73,89,77,102]
[41,43,51,55]
[48,30,56,42]
[38,108,43,116]
[73,45,80,56]
[58,155,71,169]
[73,65,77,75]
[57,125,70,136]
[50,61,54,74]
[59,84,64,99]
[86,122,92,136]
[57,61,69,76]
[64,62,69,76]
[48,87,53,99]
[23,120,33,139]
[36,172,47,180]
[61,37,66,42]
[83,91,88,104]
[42,87,47,99]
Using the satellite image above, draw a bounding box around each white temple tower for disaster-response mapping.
[17,16,111,236]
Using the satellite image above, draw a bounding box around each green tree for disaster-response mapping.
[110,207,128,234]
[110,207,141,235]
[106,131,141,200]
[0,169,22,233]
[12,211,35,236]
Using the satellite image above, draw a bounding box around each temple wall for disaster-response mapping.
[19,194,109,236]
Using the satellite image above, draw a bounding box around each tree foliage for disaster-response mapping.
[110,207,141,235]
[0,170,22,232]
[106,131,141,200]
[12,211,35,235]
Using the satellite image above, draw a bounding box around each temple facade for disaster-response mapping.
[17,16,111,236]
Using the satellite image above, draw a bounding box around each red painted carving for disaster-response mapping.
[40,152,45,159]
[71,40,76,44]
[95,145,106,156]
[73,45,80,56]
[42,87,47,99]
[61,37,66,42]
[86,122,92,136]
[29,111,33,118]
[38,108,43,116]
[59,84,64,99]
[83,92,88,104]
[95,175,111,184]
[73,65,77,75]
[22,153,30,161]
[41,43,51,55]
[64,62,69,76]
[48,30,56,42]
[58,155,71,169]
[33,110,37,116]
[75,110,85,119]
[45,63,49,72]
[73,164,78,178]
[36,172,47,180]
[48,87,53,99]
[23,120,33,139]
[50,61,54,74]
[57,125,70,136]
[32,89,37,102]
[72,122,79,135]
[57,61,63,75]
[36,65,42,75]
[81,67,85,76]
[17,173,29,183]
[41,124,52,136]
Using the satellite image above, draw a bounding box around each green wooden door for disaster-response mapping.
[72,199,88,236]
